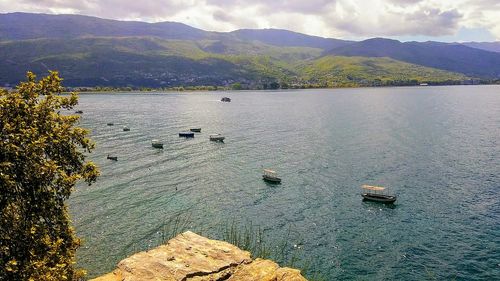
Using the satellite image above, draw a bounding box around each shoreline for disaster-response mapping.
[65,83,500,94]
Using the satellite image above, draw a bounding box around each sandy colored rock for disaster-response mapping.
[90,231,307,281]
[90,271,122,281]
[227,259,307,281]
[227,258,279,281]
[275,267,309,281]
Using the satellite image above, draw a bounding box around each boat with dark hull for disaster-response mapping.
[262,169,281,184]
[151,139,164,149]
[179,132,195,138]
[209,134,225,142]
[361,185,396,204]
[190,128,201,132]
[221,97,231,102]
[107,154,118,161]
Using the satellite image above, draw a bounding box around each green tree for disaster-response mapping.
[279,82,289,89]
[0,72,99,280]
[231,82,243,90]
[269,82,280,89]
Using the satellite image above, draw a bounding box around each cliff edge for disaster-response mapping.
[90,231,307,281]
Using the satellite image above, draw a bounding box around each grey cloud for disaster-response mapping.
[6,0,187,20]
[258,0,336,15]
[467,0,500,7]
[402,8,462,36]
[464,0,500,26]
[212,9,258,28]
[0,0,497,39]
[89,0,185,19]
[6,0,87,11]
[386,0,423,5]
[213,10,232,22]
[207,0,336,15]
[330,6,462,37]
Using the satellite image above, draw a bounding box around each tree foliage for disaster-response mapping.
[0,71,99,280]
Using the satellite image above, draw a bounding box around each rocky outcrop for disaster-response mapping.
[91,231,307,281]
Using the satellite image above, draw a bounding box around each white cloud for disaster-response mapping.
[0,0,498,40]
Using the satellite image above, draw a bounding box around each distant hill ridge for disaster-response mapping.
[1,12,499,87]
[462,42,500,53]
[0,12,208,40]
[326,38,500,77]
[0,12,351,49]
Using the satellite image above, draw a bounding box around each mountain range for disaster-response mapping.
[1,12,499,88]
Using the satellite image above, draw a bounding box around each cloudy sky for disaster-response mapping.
[1,0,499,42]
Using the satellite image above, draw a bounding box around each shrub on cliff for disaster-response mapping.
[0,72,99,280]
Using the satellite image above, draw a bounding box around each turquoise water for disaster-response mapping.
[70,86,500,280]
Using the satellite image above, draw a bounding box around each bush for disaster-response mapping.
[0,72,99,280]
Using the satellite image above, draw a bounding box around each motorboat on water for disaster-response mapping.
[151,139,164,148]
[262,169,281,184]
[209,134,225,142]
[107,154,118,161]
[361,185,396,203]
[190,128,201,132]
[179,132,195,138]
[221,97,231,102]
[123,126,130,131]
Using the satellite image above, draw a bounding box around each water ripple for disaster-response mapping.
[70,87,500,280]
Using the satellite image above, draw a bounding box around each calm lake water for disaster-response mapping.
[69,86,500,280]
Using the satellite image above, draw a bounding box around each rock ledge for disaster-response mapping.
[91,231,307,281]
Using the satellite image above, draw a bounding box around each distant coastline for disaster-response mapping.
[62,79,500,94]
[3,13,500,93]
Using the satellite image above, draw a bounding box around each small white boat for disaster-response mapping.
[262,169,281,184]
[209,134,225,142]
[151,139,164,149]
[123,126,130,131]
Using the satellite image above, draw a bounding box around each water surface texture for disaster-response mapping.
[70,86,500,280]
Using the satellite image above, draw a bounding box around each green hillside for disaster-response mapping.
[297,56,468,87]
[0,36,469,88]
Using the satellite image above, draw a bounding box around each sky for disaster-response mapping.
[0,0,499,42]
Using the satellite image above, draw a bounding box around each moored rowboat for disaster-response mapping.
[361,185,396,204]
[262,169,281,184]
[151,139,164,148]
[209,134,225,141]
[179,132,195,138]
